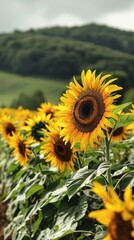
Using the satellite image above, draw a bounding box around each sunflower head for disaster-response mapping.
[57,69,122,151]
[108,126,129,142]
[41,124,77,173]
[22,114,51,142]
[88,182,134,240]
[0,115,17,143]
[9,132,33,166]
[37,102,56,119]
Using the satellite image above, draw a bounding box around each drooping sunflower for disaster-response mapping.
[88,182,134,240]
[9,132,33,166]
[57,69,122,150]
[37,102,56,120]
[22,114,51,142]
[0,115,17,143]
[41,125,77,173]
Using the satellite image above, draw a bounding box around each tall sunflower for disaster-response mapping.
[108,111,134,142]
[57,70,122,151]
[0,115,17,143]
[41,125,77,173]
[22,114,51,142]
[109,126,129,142]
[9,132,33,166]
[88,182,134,240]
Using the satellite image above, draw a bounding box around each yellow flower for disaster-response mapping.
[14,106,35,127]
[0,115,17,143]
[37,102,56,120]
[22,113,51,142]
[41,125,77,173]
[108,111,133,142]
[57,69,122,151]
[9,132,33,166]
[109,126,129,142]
[89,182,134,240]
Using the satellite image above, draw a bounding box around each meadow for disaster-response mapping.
[0,71,67,106]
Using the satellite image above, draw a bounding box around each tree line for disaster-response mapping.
[0,23,134,92]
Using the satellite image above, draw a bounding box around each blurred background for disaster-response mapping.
[0,0,134,109]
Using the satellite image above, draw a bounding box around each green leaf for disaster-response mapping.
[38,185,67,209]
[4,223,13,240]
[49,195,88,239]
[33,211,43,235]
[67,166,94,199]
[113,102,132,114]
[26,184,43,199]
[4,178,25,201]
[67,163,110,199]
[96,162,111,176]
[121,173,134,190]
[114,114,134,129]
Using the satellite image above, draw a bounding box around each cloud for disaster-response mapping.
[0,0,134,32]
[97,3,134,31]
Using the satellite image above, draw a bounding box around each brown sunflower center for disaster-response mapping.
[113,127,124,136]
[18,140,26,157]
[6,123,16,136]
[72,90,105,132]
[54,139,72,162]
[109,213,133,240]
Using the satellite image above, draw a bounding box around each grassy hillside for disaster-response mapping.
[0,72,67,107]
[0,24,134,91]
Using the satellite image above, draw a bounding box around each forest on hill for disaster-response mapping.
[0,23,134,93]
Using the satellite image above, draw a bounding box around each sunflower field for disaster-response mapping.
[0,69,134,240]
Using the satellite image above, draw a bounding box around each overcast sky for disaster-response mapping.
[0,0,134,33]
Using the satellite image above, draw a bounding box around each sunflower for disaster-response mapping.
[15,106,35,127]
[88,182,134,240]
[57,69,122,151]
[37,102,56,120]
[0,115,17,143]
[41,125,77,173]
[9,132,33,166]
[108,125,129,142]
[22,114,51,142]
[108,109,134,142]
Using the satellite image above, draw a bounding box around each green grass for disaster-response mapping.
[0,72,67,107]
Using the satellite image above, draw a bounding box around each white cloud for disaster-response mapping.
[97,3,134,31]
[0,0,134,32]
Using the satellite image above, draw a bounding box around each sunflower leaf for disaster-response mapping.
[67,163,110,199]
[114,114,134,129]
[96,162,111,176]
[113,102,132,114]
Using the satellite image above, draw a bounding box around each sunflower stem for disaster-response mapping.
[76,152,82,169]
[105,134,112,186]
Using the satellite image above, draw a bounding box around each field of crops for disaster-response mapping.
[0,69,134,240]
[0,72,67,106]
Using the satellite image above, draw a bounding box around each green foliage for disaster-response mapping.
[10,90,46,110]
[0,24,134,92]
[1,113,134,239]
